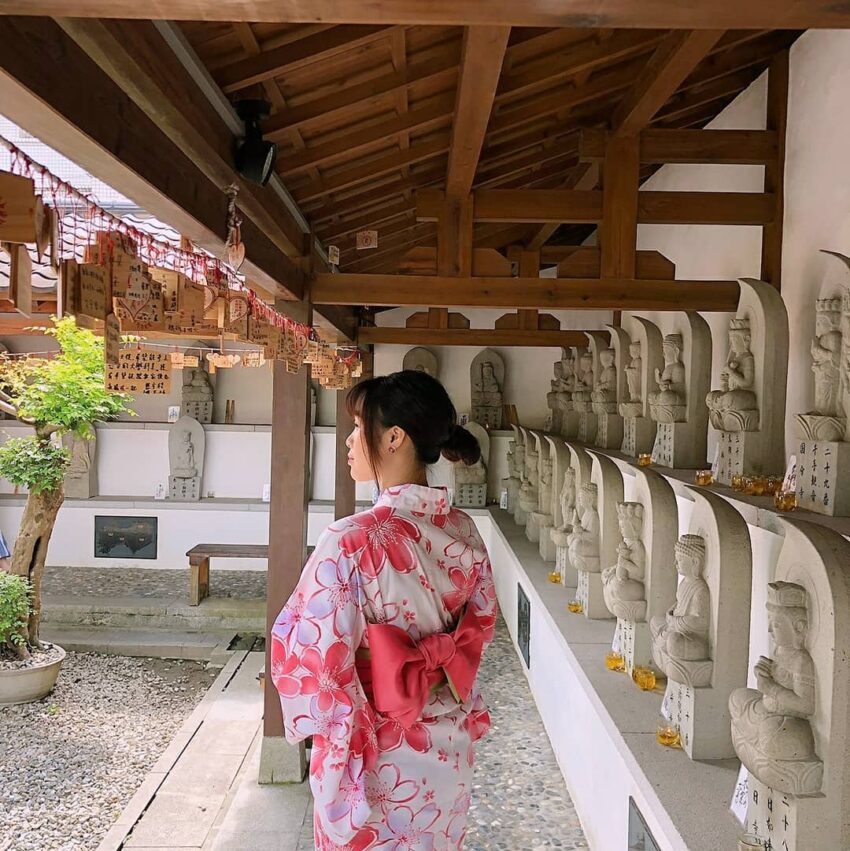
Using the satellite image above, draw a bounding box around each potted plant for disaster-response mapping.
[0,317,132,703]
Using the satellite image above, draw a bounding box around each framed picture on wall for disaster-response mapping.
[94,515,158,559]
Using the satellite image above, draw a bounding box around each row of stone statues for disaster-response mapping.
[503,425,850,849]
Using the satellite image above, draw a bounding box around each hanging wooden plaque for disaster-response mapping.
[104,313,121,366]
[60,259,81,317]
[0,172,37,244]
[79,263,109,321]
[106,349,171,394]
[8,243,32,316]
[114,272,164,332]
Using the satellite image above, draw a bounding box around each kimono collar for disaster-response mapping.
[376,483,451,515]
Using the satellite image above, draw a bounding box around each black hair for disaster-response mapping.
[346,370,481,479]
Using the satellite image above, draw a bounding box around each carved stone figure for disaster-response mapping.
[181,366,214,424]
[470,350,505,429]
[63,433,96,499]
[590,348,618,412]
[796,297,844,442]
[169,415,205,501]
[454,421,489,508]
[531,439,557,560]
[566,483,600,573]
[550,467,577,552]
[650,534,711,687]
[513,429,528,526]
[602,503,646,620]
[403,346,438,379]
[729,581,822,796]
[519,443,539,515]
[649,334,686,423]
[705,318,759,432]
[571,351,595,412]
[620,341,643,417]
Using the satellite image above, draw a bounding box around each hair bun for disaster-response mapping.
[441,424,481,466]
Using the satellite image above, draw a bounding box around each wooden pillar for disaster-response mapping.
[260,298,312,783]
[429,196,473,328]
[600,135,639,327]
[517,250,540,329]
[334,351,373,520]
[761,50,789,290]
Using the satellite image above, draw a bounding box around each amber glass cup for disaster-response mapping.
[548,571,561,584]
[637,453,652,467]
[694,470,714,486]
[567,599,583,614]
[632,666,657,691]
[774,490,798,512]
[604,651,625,672]
[656,717,681,748]
[731,474,746,492]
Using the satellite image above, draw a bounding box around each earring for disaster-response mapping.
[389,446,396,454]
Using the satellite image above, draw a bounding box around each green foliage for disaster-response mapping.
[0,316,133,437]
[0,437,69,493]
[0,572,30,650]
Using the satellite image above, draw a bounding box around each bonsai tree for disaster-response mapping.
[0,317,132,658]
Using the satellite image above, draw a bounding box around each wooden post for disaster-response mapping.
[334,351,373,520]
[761,50,789,290]
[517,250,540,329]
[260,299,312,784]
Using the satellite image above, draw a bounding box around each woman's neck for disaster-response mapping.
[379,466,429,490]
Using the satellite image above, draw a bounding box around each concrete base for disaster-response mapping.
[556,545,577,587]
[662,678,736,760]
[651,422,707,469]
[577,570,614,620]
[525,511,541,543]
[538,521,556,562]
[620,619,653,677]
[258,736,307,785]
[594,412,624,450]
[622,416,657,457]
[795,439,850,516]
[577,411,598,444]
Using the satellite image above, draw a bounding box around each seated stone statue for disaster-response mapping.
[591,348,618,414]
[705,318,759,431]
[472,361,503,429]
[602,502,646,621]
[572,352,595,411]
[619,341,643,417]
[537,458,553,517]
[649,334,687,423]
[550,468,577,549]
[650,534,712,685]
[519,449,539,513]
[729,581,823,796]
[566,483,600,573]
[455,456,486,486]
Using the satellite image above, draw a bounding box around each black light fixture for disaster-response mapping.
[234,99,277,186]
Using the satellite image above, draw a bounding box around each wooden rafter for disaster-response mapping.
[357,327,592,347]
[7,1,850,28]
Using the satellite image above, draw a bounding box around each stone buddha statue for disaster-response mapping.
[729,581,823,795]
[538,457,553,515]
[602,502,646,621]
[619,341,643,417]
[173,431,197,479]
[649,334,687,423]
[566,482,600,573]
[472,360,503,429]
[796,297,844,441]
[591,348,618,413]
[650,534,712,685]
[572,351,595,412]
[519,448,540,514]
[705,318,759,431]
[550,468,576,550]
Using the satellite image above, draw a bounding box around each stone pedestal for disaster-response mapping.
[622,415,656,457]
[577,570,611,620]
[456,482,486,508]
[619,618,652,676]
[533,513,556,562]
[525,511,541,542]
[182,399,212,424]
[169,474,200,500]
[561,410,580,439]
[554,537,576,586]
[594,411,623,450]
[514,501,528,526]
[743,776,830,851]
[715,430,759,485]
[795,439,850,516]
[652,421,707,469]
[577,411,597,444]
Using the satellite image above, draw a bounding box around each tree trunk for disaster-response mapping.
[9,485,64,647]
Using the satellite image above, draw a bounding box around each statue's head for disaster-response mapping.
[767,581,808,650]
[579,482,597,510]
[629,341,642,359]
[815,296,842,337]
[662,334,683,364]
[561,348,575,374]
[599,348,615,368]
[580,351,593,371]
[616,501,643,539]
[674,534,706,578]
[482,361,494,377]
[728,318,751,352]
[181,431,191,445]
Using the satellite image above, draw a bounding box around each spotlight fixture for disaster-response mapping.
[233,99,277,186]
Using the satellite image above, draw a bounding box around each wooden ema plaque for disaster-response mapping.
[0,172,38,244]
[114,271,165,332]
[60,259,81,316]
[106,350,172,394]
[79,263,109,321]
[7,243,32,315]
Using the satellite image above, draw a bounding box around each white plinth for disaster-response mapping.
[795,439,850,516]
[622,416,657,457]
[595,411,624,450]
[577,570,613,620]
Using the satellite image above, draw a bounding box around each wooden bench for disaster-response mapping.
[186,543,269,605]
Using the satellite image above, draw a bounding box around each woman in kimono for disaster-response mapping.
[272,370,497,851]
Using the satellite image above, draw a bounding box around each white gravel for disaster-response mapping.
[0,652,218,851]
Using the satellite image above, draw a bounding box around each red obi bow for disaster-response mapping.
[365,607,486,729]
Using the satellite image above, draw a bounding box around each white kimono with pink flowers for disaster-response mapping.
[271,484,497,851]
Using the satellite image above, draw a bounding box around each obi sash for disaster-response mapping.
[355,606,486,729]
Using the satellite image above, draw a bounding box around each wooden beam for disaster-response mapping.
[0,16,303,301]
[313,273,740,311]
[525,162,599,250]
[612,30,724,136]
[357,326,592,347]
[445,26,511,199]
[580,128,778,164]
[556,247,676,280]
[418,187,774,225]
[761,50,789,289]
[6,2,848,28]
[437,196,474,277]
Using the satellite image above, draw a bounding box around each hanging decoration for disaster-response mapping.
[0,136,361,389]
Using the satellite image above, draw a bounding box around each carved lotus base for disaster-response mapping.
[572,554,600,574]
[649,403,686,424]
[514,505,528,526]
[550,527,572,548]
[618,402,643,418]
[708,408,759,432]
[591,401,618,416]
[731,737,823,796]
[664,656,713,688]
[573,401,593,414]
[518,495,538,513]
[795,413,846,442]
[603,591,647,623]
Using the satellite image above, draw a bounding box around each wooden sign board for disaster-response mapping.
[104,313,121,366]
[111,250,148,300]
[106,350,171,394]
[7,243,32,316]
[355,230,378,250]
[79,263,109,321]
[114,273,165,332]
[0,172,37,244]
[60,259,81,316]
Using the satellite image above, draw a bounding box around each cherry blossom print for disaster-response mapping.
[340,506,422,578]
[366,764,419,812]
[272,483,496,849]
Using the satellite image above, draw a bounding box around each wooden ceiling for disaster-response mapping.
[178,22,799,273]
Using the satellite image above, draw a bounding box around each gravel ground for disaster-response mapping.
[0,652,218,851]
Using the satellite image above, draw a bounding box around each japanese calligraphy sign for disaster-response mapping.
[106,350,171,394]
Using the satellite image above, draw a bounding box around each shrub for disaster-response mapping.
[0,572,30,654]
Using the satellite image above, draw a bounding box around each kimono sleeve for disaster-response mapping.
[270,527,378,845]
